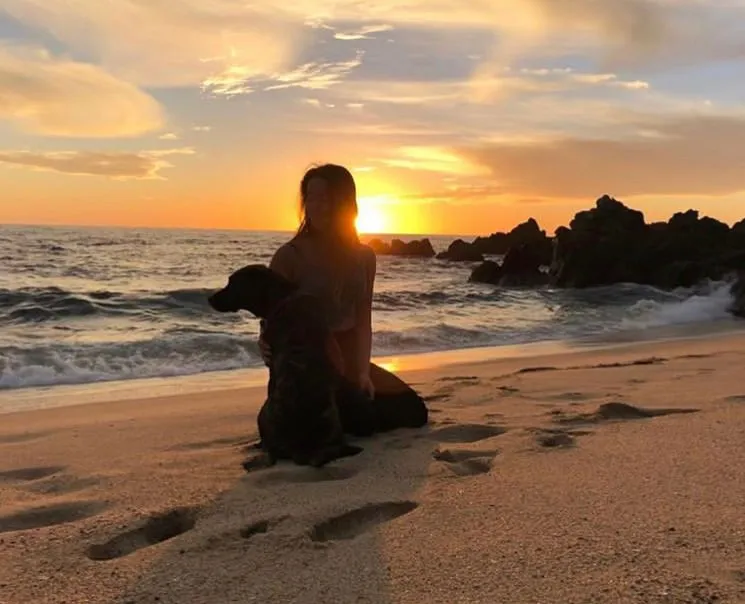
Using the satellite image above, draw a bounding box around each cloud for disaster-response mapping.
[0,45,163,137]
[192,125,211,132]
[333,24,393,40]
[330,66,649,109]
[2,0,305,88]
[265,51,364,91]
[403,183,508,205]
[0,148,195,179]
[379,146,490,176]
[205,51,364,96]
[4,0,721,94]
[458,114,745,198]
[159,132,179,140]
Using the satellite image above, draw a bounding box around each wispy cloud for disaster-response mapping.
[379,146,490,176]
[159,132,180,140]
[204,51,364,96]
[202,51,363,96]
[327,66,650,110]
[333,24,393,41]
[0,148,195,179]
[265,52,364,91]
[5,0,745,101]
[458,114,745,198]
[2,1,303,88]
[0,45,163,137]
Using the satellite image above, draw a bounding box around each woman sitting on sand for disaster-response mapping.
[258,163,377,398]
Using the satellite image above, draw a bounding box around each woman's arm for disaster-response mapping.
[355,247,377,386]
[258,245,297,364]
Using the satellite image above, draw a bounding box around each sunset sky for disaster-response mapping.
[2,1,745,236]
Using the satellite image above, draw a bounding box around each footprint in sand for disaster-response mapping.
[0,466,65,483]
[26,474,102,496]
[0,501,108,534]
[0,431,52,445]
[239,515,289,540]
[428,423,507,444]
[531,428,592,449]
[309,501,418,543]
[250,465,358,487]
[725,395,745,403]
[432,447,499,476]
[86,507,198,561]
[551,402,699,425]
[0,466,100,495]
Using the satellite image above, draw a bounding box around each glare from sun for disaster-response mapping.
[356,195,392,234]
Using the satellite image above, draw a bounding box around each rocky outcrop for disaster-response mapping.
[442,219,553,266]
[549,196,745,289]
[368,238,436,258]
[469,244,549,287]
[436,239,484,262]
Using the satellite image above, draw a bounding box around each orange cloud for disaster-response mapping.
[458,114,745,198]
[2,1,301,88]
[0,148,195,179]
[0,45,163,137]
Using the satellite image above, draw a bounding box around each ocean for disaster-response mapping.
[1,225,740,396]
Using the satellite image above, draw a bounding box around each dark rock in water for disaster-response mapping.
[436,239,484,262]
[548,195,745,290]
[469,260,501,284]
[470,218,553,266]
[730,273,745,318]
[439,219,552,267]
[368,237,435,258]
[469,244,548,287]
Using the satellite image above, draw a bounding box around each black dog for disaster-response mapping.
[208,264,363,468]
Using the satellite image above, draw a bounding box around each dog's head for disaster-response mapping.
[208,264,296,318]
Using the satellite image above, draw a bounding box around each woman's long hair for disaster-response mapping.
[294,163,366,307]
[296,163,359,245]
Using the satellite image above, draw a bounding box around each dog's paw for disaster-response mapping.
[305,444,364,468]
[242,452,275,473]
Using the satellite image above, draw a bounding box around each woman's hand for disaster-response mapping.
[358,370,375,400]
[258,330,271,366]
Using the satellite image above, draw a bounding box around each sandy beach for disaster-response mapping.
[3,332,745,604]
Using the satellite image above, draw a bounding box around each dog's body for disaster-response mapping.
[209,265,362,467]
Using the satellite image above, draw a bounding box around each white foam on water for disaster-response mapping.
[621,281,735,329]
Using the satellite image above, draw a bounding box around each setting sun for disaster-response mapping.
[356,195,394,234]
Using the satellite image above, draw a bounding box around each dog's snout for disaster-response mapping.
[207,288,234,312]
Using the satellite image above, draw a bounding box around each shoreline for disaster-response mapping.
[1,317,743,416]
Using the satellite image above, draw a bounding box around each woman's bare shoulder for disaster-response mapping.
[269,240,302,276]
[357,243,376,281]
[358,243,376,264]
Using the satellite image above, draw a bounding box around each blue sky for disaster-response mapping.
[2,0,745,234]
